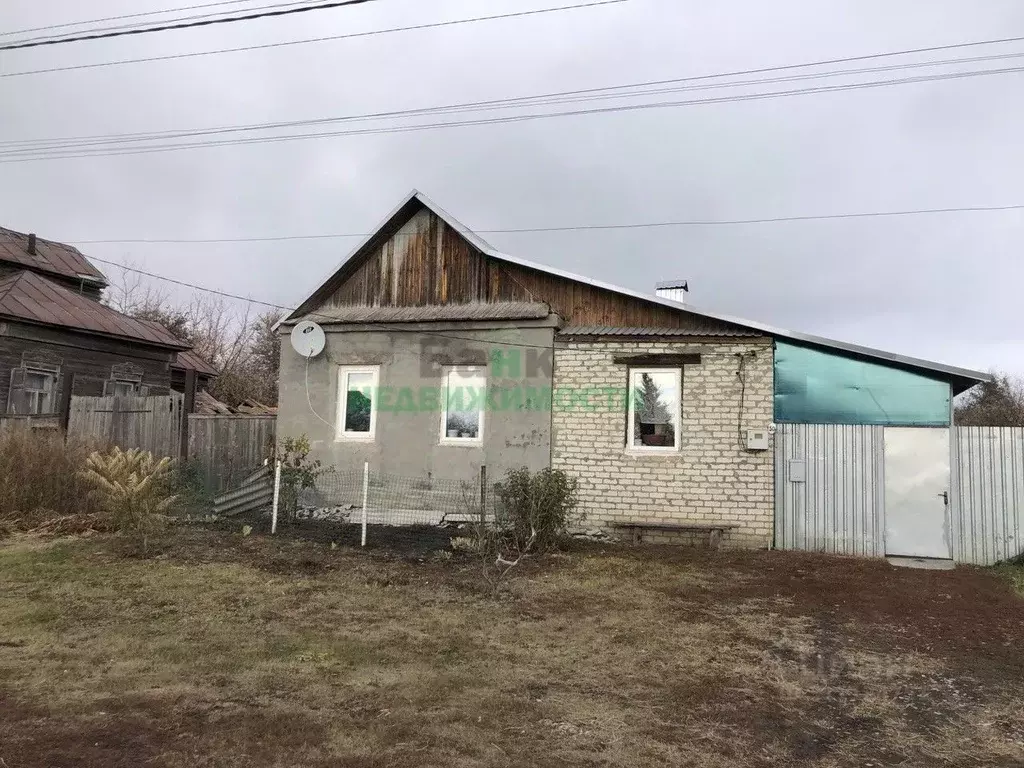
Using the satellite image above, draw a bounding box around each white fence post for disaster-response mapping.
[361,461,369,547]
[271,459,282,535]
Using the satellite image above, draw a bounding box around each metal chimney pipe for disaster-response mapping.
[655,280,689,304]
[27,233,37,255]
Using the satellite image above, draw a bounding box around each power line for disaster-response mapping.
[0,1,630,78]
[0,8,1012,79]
[63,203,1024,245]
[0,0,385,51]
[4,48,1023,155]
[6,1,327,46]
[0,0,259,37]
[4,64,1023,163]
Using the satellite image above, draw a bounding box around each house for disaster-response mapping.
[0,228,211,416]
[276,191,989,554]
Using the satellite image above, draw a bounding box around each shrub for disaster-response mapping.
[79,447,177,548]
[494,467,580,553]
[0,429,101,530]
[270,435,326,521]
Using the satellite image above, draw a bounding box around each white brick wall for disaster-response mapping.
[552,338,775,549]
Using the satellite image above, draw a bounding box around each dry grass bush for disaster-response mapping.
[0,429,102,531]
[79,447,177,549]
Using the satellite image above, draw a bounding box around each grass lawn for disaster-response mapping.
[1,527,1023,768]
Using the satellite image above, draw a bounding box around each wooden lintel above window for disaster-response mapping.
[612,354,702,366]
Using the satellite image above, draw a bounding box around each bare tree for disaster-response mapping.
[955,373,1024,427]
[104,266,282,406]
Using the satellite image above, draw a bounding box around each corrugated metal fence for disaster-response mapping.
[774,424,886,557]
[954,427,1024,565]
[776,423,1024,564]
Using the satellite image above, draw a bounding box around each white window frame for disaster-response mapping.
[440,366,486,446]
[336,365,379,441]
[25,369,57,415]
[627,367,682,454]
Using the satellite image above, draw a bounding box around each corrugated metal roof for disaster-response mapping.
[0,227,107,284]
[558,325,757,338]
[0,270,189,348]
[173,349,220,376]
[283,190,990,392]
[297,301,553,324]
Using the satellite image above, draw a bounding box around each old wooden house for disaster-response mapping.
[0,227,210,416]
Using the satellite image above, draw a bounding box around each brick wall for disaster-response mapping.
[552,337,775,549]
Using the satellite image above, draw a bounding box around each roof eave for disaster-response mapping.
[0,313,191,351]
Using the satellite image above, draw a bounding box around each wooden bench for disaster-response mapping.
[609,521,738,550]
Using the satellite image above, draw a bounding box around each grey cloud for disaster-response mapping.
[1,0,1022,373]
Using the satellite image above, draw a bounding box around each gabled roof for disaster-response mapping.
[172,349,220,377]
[0,227,107,286]
[0,270,189,349]
[285,190,991,393]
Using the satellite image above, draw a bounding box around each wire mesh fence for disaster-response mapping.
[268,464,499,551]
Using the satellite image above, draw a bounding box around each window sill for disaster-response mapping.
[440,440,484,448]
[624,447,682,457]
[336,433,376,443]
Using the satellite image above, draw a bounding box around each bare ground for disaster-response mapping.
[0,526,1022,767]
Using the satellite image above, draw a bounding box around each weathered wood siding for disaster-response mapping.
[323,209,530,308]
[0,321,174,412]
[67,393,184,458]
[310,204,746,333]
[188,414,276,493]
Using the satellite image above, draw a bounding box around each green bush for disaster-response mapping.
[494,467,580,553]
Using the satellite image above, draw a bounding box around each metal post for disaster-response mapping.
[361,461,369,547]
[479,464,487,528]
[271,459,282,535]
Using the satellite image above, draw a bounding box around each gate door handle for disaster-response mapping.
[937,491,949,505]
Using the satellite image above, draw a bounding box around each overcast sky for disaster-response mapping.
[1,0,1022,374]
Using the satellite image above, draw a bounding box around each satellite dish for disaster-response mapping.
[290,321,326,359]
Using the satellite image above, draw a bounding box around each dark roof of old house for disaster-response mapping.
[0,270,189,349]
[172,349,220,377]
[0,227,107,286]
[296,301,553,325]
[282,190,990,393]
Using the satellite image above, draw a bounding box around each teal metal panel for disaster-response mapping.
[774,342,950,426]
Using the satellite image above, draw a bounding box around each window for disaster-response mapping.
[25,370,56,415]
[627,368,681,452]
[337,366,379,440]
[440,366,485,445]
[112,380,139,397]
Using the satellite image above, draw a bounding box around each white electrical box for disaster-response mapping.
[746,429,770,451]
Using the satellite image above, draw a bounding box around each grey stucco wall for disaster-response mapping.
[277,322,555,485]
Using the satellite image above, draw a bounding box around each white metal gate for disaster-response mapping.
[883,427,951,559]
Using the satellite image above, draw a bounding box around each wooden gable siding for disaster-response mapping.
[315,204,745,333]
[323,209,530,308]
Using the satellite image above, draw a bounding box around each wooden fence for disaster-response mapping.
[188,414,277,494]
[5,393,276,496]
[67,393,185,458]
